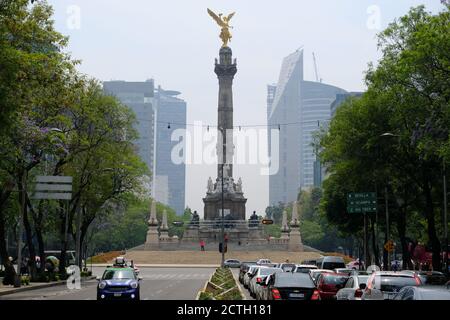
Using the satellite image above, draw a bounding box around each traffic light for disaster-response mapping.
[172,221,184,227]
[262,219,274,225]
[219,242,228,253]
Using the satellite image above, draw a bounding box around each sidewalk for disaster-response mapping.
[0,276,95,297]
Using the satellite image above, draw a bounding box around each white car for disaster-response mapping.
[252,268,283,300]
[248,266,268,297]
[294,264,318,273]
[336,274,369,300]
[243,265,259,288]
[256,259,272,265]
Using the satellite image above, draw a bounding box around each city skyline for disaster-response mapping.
[48,0,443,216]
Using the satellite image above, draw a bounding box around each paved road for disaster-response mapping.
[0,267,214,300]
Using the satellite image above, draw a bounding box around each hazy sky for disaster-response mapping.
[48,0,443,216]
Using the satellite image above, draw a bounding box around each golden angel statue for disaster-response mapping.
[207,8,235,47]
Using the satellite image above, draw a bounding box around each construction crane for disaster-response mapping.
[312,52,322,83]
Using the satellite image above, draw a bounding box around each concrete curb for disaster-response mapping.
[0,276,96,297]
[196,272,215,300]
[231,269,246,300]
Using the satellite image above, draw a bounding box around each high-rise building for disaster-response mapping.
[267,48,347,205]
[103,80,157,194]
[103,80,186,215]
[154,86,186,215]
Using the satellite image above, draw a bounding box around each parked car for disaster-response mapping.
[263,272,320,300]
[316,272,349,300]
[249,267,282,299]
[333,268,354,276]
[256,259,272,265]
[394,286,450,300]
[336,274,370,300]
[239,262,256,283]
[224,259,241,268]
[294,264,318,273]
[243,265,261,288]
[310,269,334,284]
[416,271,447,285]
[316,256,346,270]
[361,271,422,300]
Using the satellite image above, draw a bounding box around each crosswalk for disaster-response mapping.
[142,273,209,280]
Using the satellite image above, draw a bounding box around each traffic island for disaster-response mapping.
[197,267,244,300]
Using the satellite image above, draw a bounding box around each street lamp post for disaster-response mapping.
[379,132,399,271]
[443,160,448,275]
[385,186,390,271]
[221,162,225,268]
[218,127,226,268]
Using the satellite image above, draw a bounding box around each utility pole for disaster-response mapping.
[221,162,225,268]
[75,205,83,269]
[15,171,26,287]
[443,160,448,275]
[385,186,390,271]
[363,213,368,270]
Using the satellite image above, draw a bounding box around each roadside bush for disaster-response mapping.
[20,275,30,285]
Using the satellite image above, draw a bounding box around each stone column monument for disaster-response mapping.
[145,200,159,249]
[288,201,304,251]
[203,9,247,231]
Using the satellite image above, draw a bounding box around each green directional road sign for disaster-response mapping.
[347,192,377,213]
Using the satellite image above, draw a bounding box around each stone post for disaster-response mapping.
[288,201,304,251]
[145,200,159,249]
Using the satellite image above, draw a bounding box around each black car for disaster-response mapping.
[416,271,447,285]
[394,286,450,300]
[239,262,256,283]
[263,272,320,300]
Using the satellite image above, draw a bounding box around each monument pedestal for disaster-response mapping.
[288,226,304,252]
[182,227,200,242]
[144,225,159,250]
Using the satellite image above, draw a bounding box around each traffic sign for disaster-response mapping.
[347,192,377,213]
[384,240,394,252]
[32,176,73,200]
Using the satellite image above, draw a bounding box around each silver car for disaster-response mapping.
[336,275,369,300]
[224,259,241,268]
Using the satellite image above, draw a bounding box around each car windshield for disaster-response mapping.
[102,269,135,280]
[281,264,296,271]
[357,276,369,284]
[323,262,345,270]
[323,275,348,285]
[295,268,311,273]
[379,276,418,292]
[275,274,315,288]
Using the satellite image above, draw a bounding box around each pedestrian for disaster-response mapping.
[200,240,205,251]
